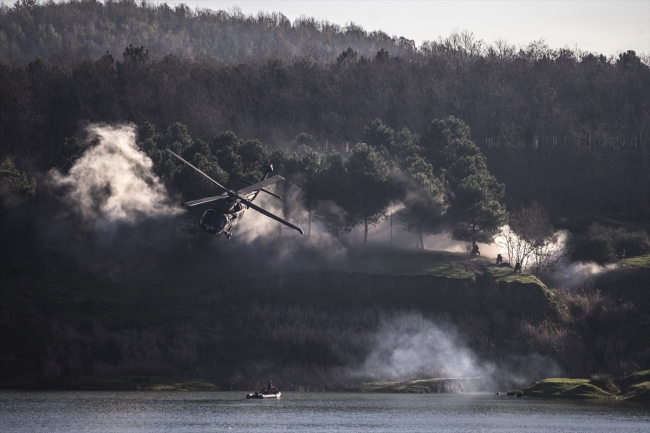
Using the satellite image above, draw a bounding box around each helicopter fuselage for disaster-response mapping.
[199,198,247,237]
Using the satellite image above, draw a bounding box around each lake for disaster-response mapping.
[0,391,648,432]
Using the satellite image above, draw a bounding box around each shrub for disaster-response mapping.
[570,224,650,264]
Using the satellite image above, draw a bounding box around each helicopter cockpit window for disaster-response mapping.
[202,210,216,222]
[202,210,225,226]
[214,215,227,230]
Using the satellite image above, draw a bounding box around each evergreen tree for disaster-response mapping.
[431,117,506,246]
[345,143,394,243]
[0,159,36,198]
[398,154,447,248]
[313,152,353,238]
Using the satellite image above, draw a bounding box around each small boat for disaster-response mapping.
[246,391,281,399]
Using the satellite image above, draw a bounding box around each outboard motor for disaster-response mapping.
[199,209,227,234]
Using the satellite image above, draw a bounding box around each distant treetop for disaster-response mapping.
[1,1,646,67]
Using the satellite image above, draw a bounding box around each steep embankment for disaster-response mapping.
[507,371,650,402]
[0,249,566,390]
[593,255,650,309]
[214,269,565,321]
[507,378,612,399]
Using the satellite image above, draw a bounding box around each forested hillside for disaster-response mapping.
[1,1,649,220]
[0,0,414,65]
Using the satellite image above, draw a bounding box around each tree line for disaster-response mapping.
[0,0,415,66]
[134,116,504,246]
[1,114,508,281]
[1,25,648,219]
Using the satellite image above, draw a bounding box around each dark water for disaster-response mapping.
[0,391,648,432]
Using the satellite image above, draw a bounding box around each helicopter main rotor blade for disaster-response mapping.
[236,175,285,197]
[181,193,228,207]
[238,197,304,235]
[166,149,230,194]
[238,178,281,199]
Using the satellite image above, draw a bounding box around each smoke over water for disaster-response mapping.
[350,313,561,390]
[49,124,181,227]
[355,314,480,380]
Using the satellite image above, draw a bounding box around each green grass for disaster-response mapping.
[620,254,650,269]
[620,382,650,402]
[507,378,612,399]
[488,267,546,285]
[361,378,477,393]
[624,369,650,384]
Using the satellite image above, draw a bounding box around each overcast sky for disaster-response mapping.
[153,0,649,56]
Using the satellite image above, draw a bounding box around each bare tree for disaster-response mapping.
[500,202,563,275]
[499,224,534,268]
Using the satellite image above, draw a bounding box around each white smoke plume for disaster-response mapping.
[49,124,181,226]
[356,313,481,380]
[352,313,562,390]
[229,191,348,266]
[231,193,284,243]
[344,210,498,255]
[549,261,618,289]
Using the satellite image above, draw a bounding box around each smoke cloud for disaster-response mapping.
[49,124,181,227]
[352,312,562,390]
[549,261,618,289]
[224,191,349,270]
[355,313,480,380]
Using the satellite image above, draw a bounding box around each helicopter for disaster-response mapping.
[166,149,304,238]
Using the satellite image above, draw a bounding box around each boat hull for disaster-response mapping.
[246,392,281,399]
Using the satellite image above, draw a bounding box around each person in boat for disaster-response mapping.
[267,380,273,394]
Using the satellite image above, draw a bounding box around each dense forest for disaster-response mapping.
[1,1,649,225]
[2,0,650,392]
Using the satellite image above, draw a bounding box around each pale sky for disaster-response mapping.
[160,0,650,56]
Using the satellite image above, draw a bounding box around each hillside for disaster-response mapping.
[3,248,650,392]
[0,248,567,390]
[2,3,649,223]
[0,1,412,65]
[507,374,650,402]
[593,255,650,308]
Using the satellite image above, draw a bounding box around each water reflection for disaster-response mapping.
[1,391,648,433]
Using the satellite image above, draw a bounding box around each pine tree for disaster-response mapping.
[429,117,506,246]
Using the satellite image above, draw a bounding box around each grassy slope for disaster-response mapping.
[620,255,650,269]
[592,254,650,309]
[619,370,650,402]
[0,248,565,389]
[620,382,650,402]
[508,373,650,402]
[106,250,562,330]
[226,250,565,317]
[360,378,477,393]
[507,378,612,399]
